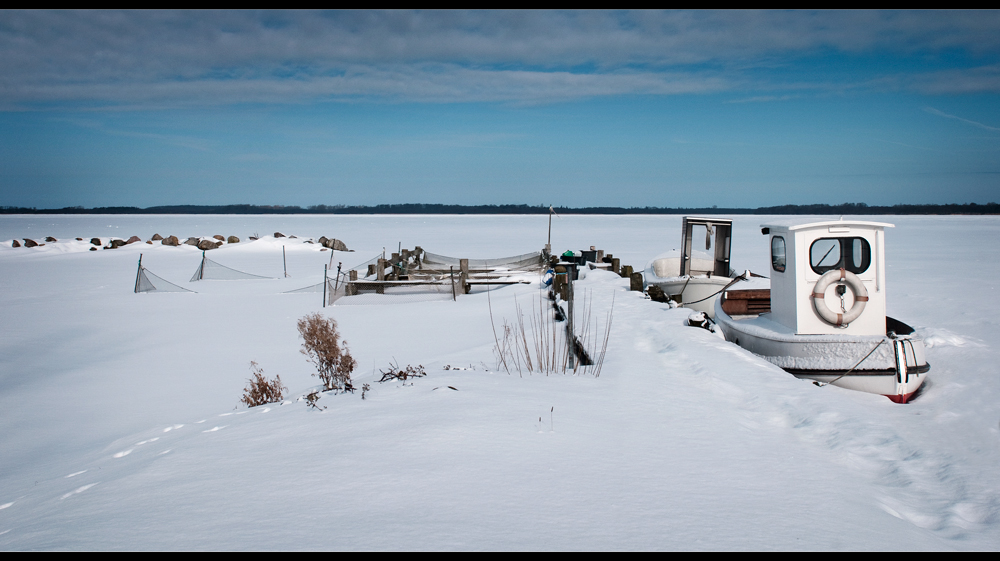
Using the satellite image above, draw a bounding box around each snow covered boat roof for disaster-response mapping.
[760,219,894,231]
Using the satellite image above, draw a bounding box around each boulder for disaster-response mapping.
[320,237,350,251]
[161,235,180,246]
[89,247,97,251]
[146,241,153,244]
[76,237,83,241]
[213,235,225,241]
[184,237,200,246]
[11,239,20,248]
[198,239,222,250]
[45,236,57,242]
[273,232,285,238]
[90,238,101,246]
[151,233,163,241]
[23,239,38,247]
[227,236,240,244]
[107,239,127,249]
[318,236,329,246]
[126,235,141,244]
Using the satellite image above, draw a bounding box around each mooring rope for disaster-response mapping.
[817,338,886,387]
[681,274,748,305]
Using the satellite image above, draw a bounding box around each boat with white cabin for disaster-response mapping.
[643,217,737,318]
[714,219,929,403]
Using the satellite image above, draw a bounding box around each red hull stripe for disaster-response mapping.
[885,390,918,404]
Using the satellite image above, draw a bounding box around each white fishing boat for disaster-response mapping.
[643,217,737,318]
[714,219,929,403]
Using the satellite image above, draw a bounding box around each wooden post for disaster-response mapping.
[630,271,644,292]
[347,270,358,296]
[596,249,604,263]
[553,265,567,300]
[567,274,575,370]
[323,264,327,308]
[547,205,553,254]
[460,258,470,294]
[621,264,633,279]
[611,257,620,275]
[450,266,457,301]
[376,258,385,294]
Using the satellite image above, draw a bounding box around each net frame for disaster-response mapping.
[134,255,196,293]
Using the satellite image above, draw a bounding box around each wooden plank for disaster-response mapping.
[466,279,531,285]
[724,289,771,300]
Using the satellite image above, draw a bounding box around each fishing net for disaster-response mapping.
[135,267,195,293]
[190,254,276,281]
[420,250,545,270]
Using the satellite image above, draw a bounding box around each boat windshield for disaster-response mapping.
[810,237,871,274]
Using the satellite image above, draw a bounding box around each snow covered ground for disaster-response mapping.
[0,214,998,551]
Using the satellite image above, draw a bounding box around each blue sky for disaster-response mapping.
[1,10,999,209]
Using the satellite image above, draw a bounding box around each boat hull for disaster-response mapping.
[647,276,734,318]
[714,302,929,403]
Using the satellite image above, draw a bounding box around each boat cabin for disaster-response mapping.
[649,217,734,279]
[762,219,892,336]
[682,217,732,277]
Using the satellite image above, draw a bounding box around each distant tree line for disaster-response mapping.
[2,202,999,215]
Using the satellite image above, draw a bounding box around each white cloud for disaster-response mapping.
[923,106,1000,132]
[0,10,998,107]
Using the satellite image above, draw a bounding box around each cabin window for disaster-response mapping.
[771,236,786,272]
[809,237,871,274]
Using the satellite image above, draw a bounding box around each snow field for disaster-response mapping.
[0,214,998,550]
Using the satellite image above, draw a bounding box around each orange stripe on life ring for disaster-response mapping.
[812,292,825,299]
[836,313,843,326]
[856,296,869,302]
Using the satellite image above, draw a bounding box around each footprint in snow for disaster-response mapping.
[163,424,184,433]
[60,483,97,500]
[113,449,132,458]
[65,470,86,478]
[261,407,270,413]
[202,426,225,433]
[0,502,12,510]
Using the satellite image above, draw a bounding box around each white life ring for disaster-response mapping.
[811,268,869,326]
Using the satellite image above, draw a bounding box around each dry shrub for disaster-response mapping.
[297,313,357,391]
[241,361,286,407]
[304,390,326,410]
[378,362,426,383]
